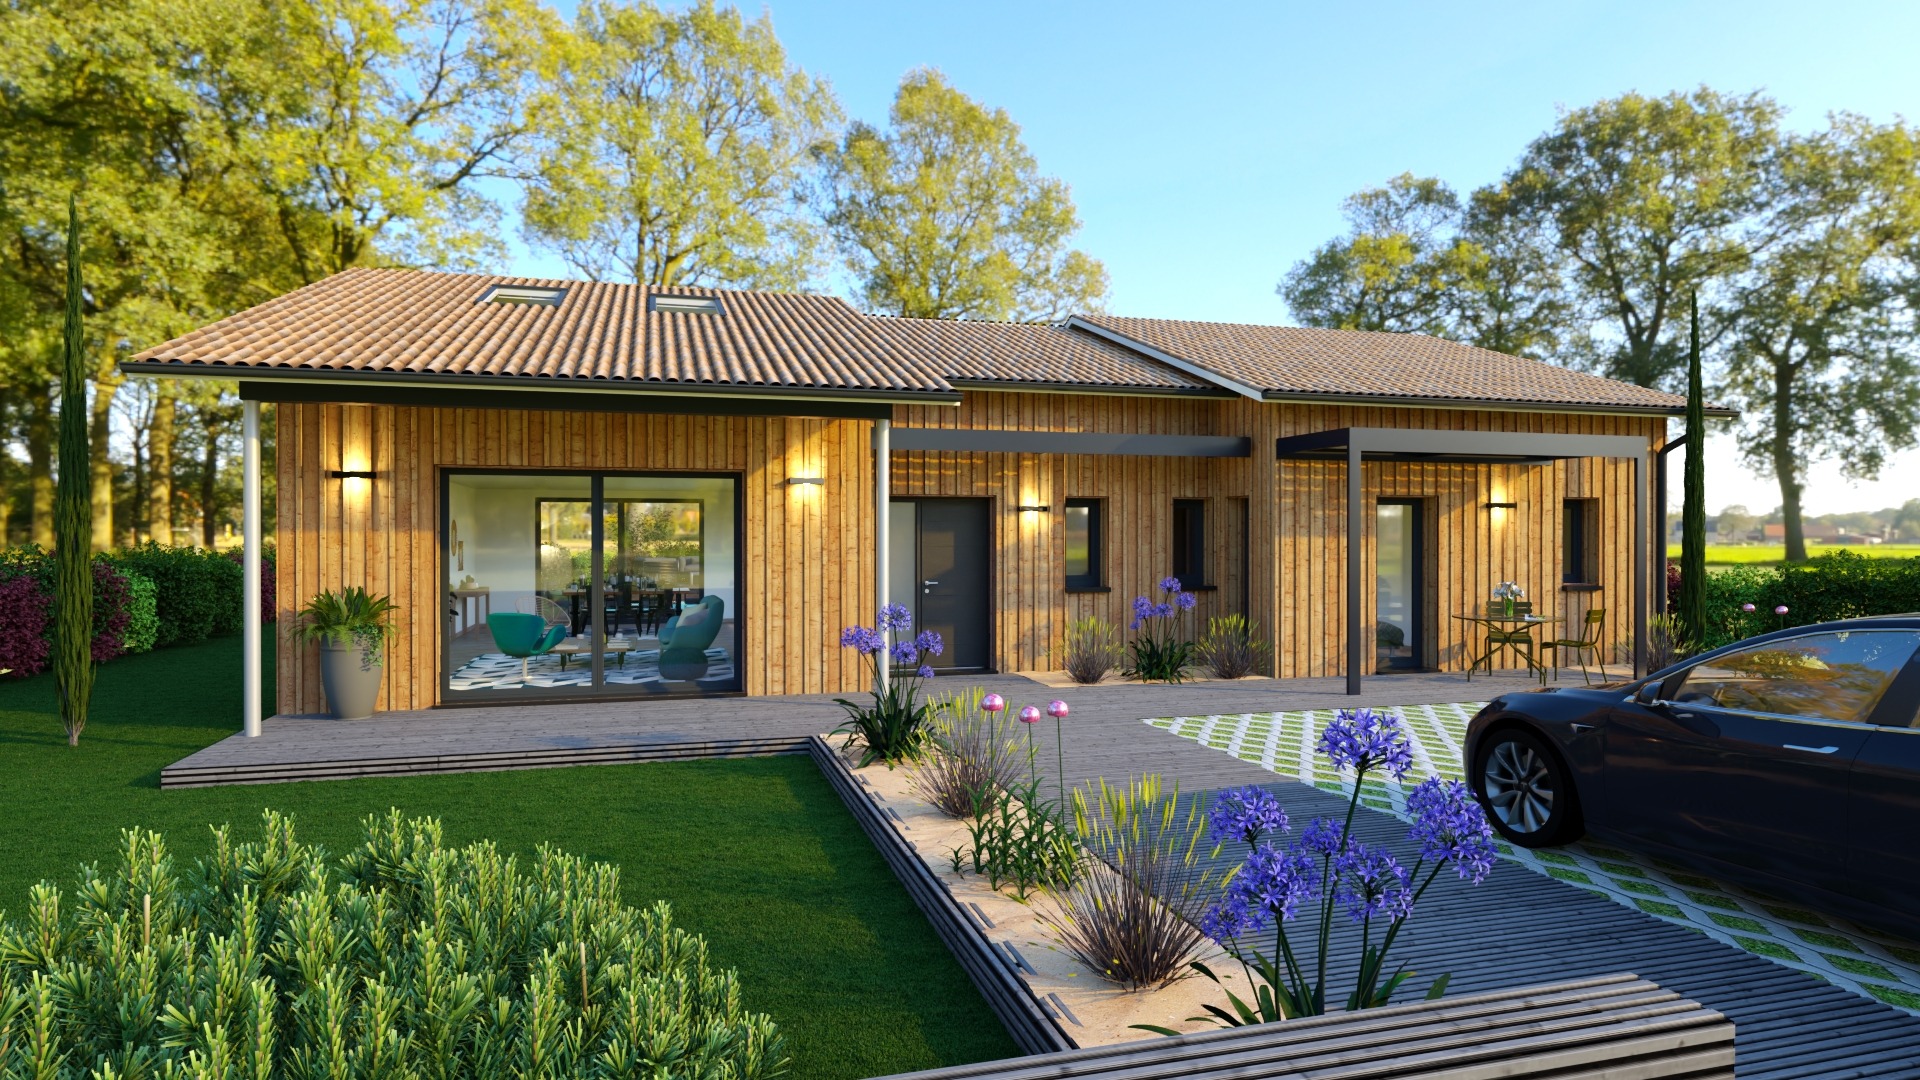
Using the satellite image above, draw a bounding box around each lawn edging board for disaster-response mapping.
[807,736,1077,1056]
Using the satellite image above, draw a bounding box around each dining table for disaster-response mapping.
[1451,611,1562,683]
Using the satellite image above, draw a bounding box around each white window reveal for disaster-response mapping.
[481,284,567,307]
[648,294,725,315]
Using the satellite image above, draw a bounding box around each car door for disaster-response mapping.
[1605,629,1918,889]
[1845,643,1920,912]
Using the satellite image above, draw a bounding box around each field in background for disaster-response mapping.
[1667,543,1920,567]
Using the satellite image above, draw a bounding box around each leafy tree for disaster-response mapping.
[521,0,838,288]
[1716,504,1756,540]
[1720,116,1920,561]
[1279,174,1460,336]
[1502,88,1785,389]
[816,68,1108,321]
[1895,499,1920,541]
[55,199,92,746]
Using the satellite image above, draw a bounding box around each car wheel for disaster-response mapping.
[1473,727,1582,848]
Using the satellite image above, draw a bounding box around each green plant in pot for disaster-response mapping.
[298,586,397,719]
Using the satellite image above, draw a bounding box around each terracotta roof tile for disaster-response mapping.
[873,316,1221,392]
[1076,314,1695,413]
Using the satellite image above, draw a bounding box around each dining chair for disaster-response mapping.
[1550,608,1608,684]
[1469,600,1537,680]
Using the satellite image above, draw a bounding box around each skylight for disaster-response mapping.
[482,285,566,307]
[649,294,725,315]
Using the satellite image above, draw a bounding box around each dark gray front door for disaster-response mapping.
[916,499,991,671]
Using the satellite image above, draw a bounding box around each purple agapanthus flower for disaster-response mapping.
[1176,591,1198,611]
[1405,777,1497,883]
[1299,816,1348,859]
[1317,708,1414,781]
[1208,786,1289,846]
[879,603,914,632]
[1332,842,1413,924]
[890,640,919,665]
[1199,891,1259,942]
[913,630,944,657]
[916,664,936,679]
[1159,576,1183,594]
[1233,843,1320,923]
[840,626,884,654]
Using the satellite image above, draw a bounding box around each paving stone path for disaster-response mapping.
[1146,703,1920,1015]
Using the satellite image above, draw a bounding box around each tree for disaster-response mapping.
[54,198,92,747]
[520,0,837,288]
[1279,174,1460,336]
[816,68,1108,321]
[1504,88,1784,388]
[1716,504,1756,541]
[1678,293,1708,646]
[1720,116,1920,561]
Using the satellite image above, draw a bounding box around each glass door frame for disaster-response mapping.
[439,467,747,704]
[1374,497,1427,673]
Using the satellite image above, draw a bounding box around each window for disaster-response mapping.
[481,285,566,306]
[1668,630,1920,724]
[1563,499,1597,583]
[1172,498,1207,587]
[1064,498,1102,589]
[649,294,725,315]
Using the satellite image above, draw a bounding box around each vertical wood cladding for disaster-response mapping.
[276,392,1662,713]
[275,403,874,714]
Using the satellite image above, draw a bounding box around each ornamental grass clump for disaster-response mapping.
[0,809,787,1079]
[907,687,1027,818]
[1124,578,1197,683]
[1195,615,1266,679]
[1057,616,1122,684]
[1045,776,1219,990]
[833,604,944,766]
[1143,709,1497,1032]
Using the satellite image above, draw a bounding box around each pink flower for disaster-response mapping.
[1774,605,1789,615]
[1018,705,1042,724]
[1741,603,1755,613]
[982,693,1006,713]
[1047,699,1069,719]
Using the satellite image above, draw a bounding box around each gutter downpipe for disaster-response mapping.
[1654,434,1687,631]
[242,400,262,737]
[875,419,891,693]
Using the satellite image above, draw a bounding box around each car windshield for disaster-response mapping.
[1670,630,1920,724]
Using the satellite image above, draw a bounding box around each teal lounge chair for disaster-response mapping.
[658,596,724,681]
[488,612,567,683]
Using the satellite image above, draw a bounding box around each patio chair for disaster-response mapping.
[659,595,724,680]
[487,612,567,683]
[1551,608,1609,684]
[1468,600,1537,680]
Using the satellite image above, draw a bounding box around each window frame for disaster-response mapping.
[1562,498,1598,585]
[1171,498,1208,589]
[1064,497,1105,592]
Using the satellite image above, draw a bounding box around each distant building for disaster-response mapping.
[1762,523,1843,542]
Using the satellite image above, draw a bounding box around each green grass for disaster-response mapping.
[0,636,1018,1080]
[1664,543,1920,567]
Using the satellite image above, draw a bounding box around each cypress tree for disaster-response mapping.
[1678,291,1708,649]
[55,196,93,746]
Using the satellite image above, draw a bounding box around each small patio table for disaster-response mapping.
[1453,612,1561,684]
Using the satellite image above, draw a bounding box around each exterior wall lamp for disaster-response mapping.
[1484,501,1517,510]
[328,470,378,480]
[1014,504,1050,513]
[786,476,825,486]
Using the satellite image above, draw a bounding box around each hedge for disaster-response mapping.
[1681,551,1920,650]
[0,544,275,678]
[0,811,787,1079]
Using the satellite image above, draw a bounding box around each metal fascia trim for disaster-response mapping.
[1062,317,1268,400]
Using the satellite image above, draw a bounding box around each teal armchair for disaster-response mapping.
[658,596,725,681]
[488,612,567,682]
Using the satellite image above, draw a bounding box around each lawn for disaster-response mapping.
[0,635,1018,1080]
[1665,543,1920,567]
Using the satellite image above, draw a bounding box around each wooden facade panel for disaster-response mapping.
[275,403,874,714]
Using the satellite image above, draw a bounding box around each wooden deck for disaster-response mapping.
[160,669,1920,1077]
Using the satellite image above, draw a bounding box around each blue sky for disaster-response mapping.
[501,1,1920,516]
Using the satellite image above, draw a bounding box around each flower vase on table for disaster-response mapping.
[1493,581,1524,618]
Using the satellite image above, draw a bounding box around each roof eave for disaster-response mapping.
[1256,388,1734,419]
[946,378,1235,399]
[117,359,964,407]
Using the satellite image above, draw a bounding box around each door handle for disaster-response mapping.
[1783,744,1839,755]
[1569,723,1595,734]
[923,580,939,586]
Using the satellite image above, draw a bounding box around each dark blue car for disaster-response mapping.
[1465,615,1920,940]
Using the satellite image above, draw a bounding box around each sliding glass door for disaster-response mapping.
[443,471,742,700]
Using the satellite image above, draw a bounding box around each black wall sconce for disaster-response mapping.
[786,476,825,486]
[1014,504,1050,513]
[1484,501,1517,510]
[328,470,378,480]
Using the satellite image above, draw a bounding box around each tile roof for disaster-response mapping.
[129,267,957,398]
[1075,314,1700,413]
[873,316,1222,393]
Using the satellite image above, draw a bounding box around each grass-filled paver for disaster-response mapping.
[0,636,1019,1080]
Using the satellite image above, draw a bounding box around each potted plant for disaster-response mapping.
[297,586,398,720]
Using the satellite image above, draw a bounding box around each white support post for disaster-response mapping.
[242,400,262,737]
[874,418,891,692]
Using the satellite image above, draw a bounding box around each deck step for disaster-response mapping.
[158,735,811,787]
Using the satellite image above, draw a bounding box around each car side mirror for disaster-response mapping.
[1633,681,1661,706]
